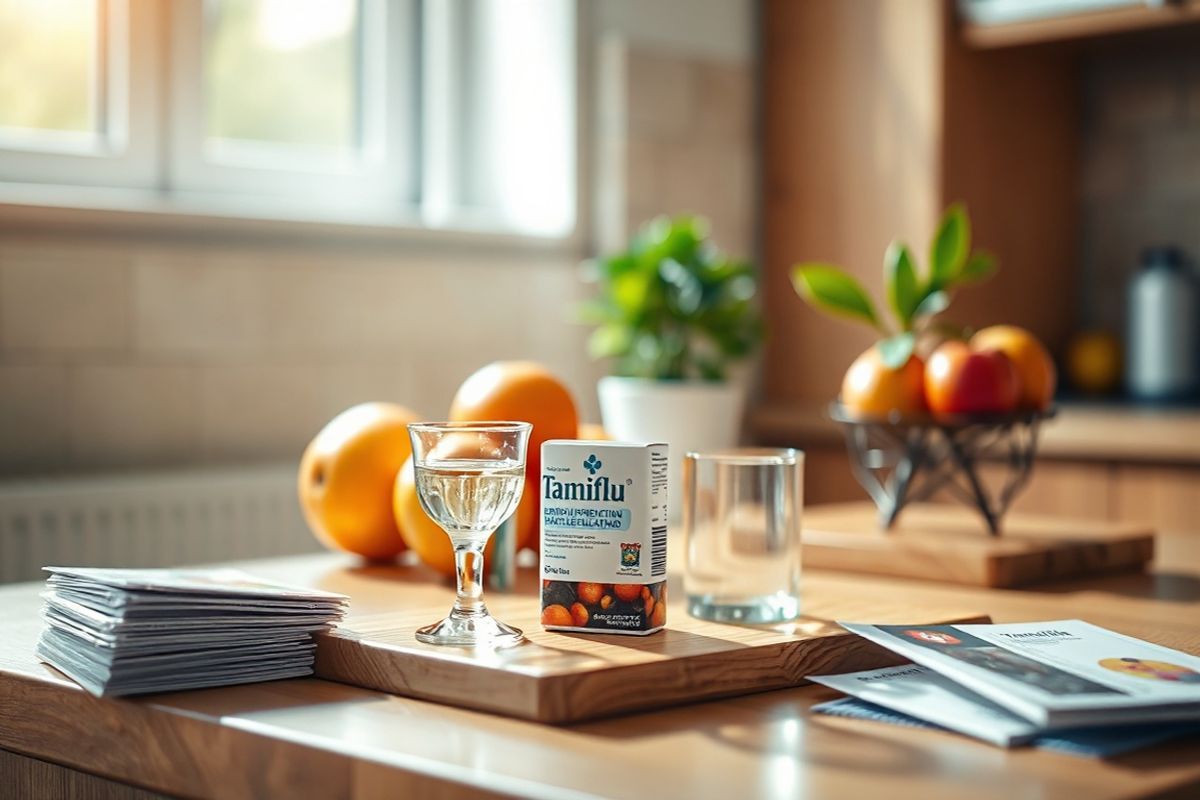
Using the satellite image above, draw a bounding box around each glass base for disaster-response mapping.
[415,613,524,647]
[687,593,801,625]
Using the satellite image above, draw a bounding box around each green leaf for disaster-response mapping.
[695,356,726,381]
[877,332,915,369]
[791,264,880,329]
[611,271,652,314]
[575,298,616,325]
[884,242,919,329]
[913,289,949,319]
[930,203,970,288]
[960,251,997,283]
[587,325,632,359]
[585,215,763,379]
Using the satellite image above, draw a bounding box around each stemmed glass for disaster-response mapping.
[407,421,531,647]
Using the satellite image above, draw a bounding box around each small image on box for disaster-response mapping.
[541,579,667,633]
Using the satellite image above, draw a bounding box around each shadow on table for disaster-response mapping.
[1101,733,1200,769]
[1029,571,1200,603]
[316,561,542,597]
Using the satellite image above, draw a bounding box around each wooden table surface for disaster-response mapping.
[3,524,1200,799]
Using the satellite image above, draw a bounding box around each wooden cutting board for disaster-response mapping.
[803,503,1155,587]
[314,572,987,724]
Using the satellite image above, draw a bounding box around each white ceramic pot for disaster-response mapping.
[597,376,745,518]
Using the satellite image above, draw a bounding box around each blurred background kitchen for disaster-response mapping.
[1,0,1198,582]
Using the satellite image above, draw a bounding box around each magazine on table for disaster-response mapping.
[809,620,1200,750]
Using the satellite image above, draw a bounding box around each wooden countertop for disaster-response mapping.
[3,528,1200,799]
[752,402,1200,465]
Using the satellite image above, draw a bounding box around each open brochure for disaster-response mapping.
[831,621,1200,729]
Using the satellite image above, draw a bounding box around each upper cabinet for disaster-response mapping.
[961,0,1200,48]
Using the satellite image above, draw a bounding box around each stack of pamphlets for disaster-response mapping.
[37,566,348,697]
[809,620,1200,754]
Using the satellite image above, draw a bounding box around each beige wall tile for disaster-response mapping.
[198,361,414,462]
[659,141,754,256]
[0,255,130,352]
[68,365,201,469]
[692,61,753,144]
[599,41,755,260]
[259,263,409,356]
[0,365,70,474]
[134,257,268,355]
[624,139,664,227]
[626,49,697,141]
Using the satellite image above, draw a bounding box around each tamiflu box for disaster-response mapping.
[539,440,668,635]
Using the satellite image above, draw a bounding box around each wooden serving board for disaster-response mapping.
[804,502,1155,587]
[314,573,987,724]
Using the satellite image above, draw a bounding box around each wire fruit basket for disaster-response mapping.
[830,403,1057,536]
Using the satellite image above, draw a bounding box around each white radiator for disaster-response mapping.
[0,464,322,584]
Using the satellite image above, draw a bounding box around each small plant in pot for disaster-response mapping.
[580,216,765,469]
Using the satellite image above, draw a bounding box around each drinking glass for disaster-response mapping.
[407,421,531,647]
[683,448,803,624]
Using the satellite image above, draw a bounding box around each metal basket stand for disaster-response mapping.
[830,404,1056,536]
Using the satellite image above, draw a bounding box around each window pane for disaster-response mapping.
[204,0,358,151]
[459,0,575,236]
[0,0,98,134]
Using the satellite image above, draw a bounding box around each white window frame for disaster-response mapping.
[167,0,416,211]
[0,0,160,189]
[0,0,580,243]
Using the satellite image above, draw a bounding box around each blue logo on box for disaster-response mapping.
[583,454,602,475]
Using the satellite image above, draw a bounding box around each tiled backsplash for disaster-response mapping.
[0,238,600,476]
[594,38,755,259]
[0,40,756,478]
[1080,42,1200,331]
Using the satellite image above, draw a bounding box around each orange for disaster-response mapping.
[577,582,604,606]
[1066,330,1121,395]
[971,325,1056,410]
[449,361,578,478]
[925,341,1020,416]
[613,583,642,603]
[542,604,573,626]
[570,602,590,627]
[577,423,611,440]
[392,455,495,577]
[841,346,926,417]
[298,402,420,560]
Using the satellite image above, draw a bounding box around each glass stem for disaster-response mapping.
[451,541,487,619]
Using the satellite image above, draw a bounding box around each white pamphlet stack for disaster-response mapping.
[36,566,348,697]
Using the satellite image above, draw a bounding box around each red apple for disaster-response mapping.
[924,341,1020,415]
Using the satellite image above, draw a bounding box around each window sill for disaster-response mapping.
[0,182,580,255]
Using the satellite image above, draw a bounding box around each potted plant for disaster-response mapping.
[580,216,765,465]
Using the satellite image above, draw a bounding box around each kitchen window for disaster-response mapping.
[0,0,577,238]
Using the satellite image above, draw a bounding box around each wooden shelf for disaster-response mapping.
[963,2,1200,49]
[750,401,1200,465]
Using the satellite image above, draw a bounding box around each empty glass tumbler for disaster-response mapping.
[683,448,803,624]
